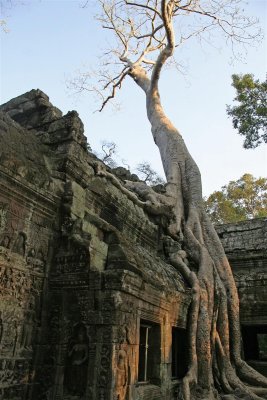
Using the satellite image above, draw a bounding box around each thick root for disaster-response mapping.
[171,215,267,400]
[143,91,267,400]
[234,360,267,388]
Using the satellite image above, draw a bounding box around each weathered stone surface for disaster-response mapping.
[0,90,266,400]
[217,219,267,377]
[0,89,62,131]
[217,219,267,324]
[0,90,190,400]
[0,109,61,400]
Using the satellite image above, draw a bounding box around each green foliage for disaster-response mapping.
[205,174,267,224]
[227,74,267,149]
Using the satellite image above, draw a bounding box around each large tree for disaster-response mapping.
[205,174,267,224]
[81,1,267,399]
[227,74,267,149]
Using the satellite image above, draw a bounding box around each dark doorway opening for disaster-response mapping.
[242,325,267,361]
[172,327,188,379]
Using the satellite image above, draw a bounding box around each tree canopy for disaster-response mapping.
[205,173,267,224]
[227,74,267,149]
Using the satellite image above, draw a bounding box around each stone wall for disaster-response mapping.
[0,90,266,400]
[217,218,267,325]
[0,104,61,400]
[0,90,191,400]
[217,219,267,376]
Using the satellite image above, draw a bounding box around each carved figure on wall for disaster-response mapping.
[0,311,3,346]
[115,350,128,400]
[35,249,45,273]
[20,310,34,352]
[26,248,36,266]
[37,249,44,263]
[64,323,89,397]
[26,247,46,274]
[13,232,26,256]
[0,205,8,235]
[12,321,20,356]
[0,235,10,249]
[2,267,13,294]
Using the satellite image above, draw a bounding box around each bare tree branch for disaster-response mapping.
[99,67,130,111]
[125,0,162,18]
[70,0,262,111]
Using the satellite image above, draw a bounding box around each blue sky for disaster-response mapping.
[1,0,266,196]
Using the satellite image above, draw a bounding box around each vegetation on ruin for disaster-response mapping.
[227,74,267,149]
[136,161,165,185]
[94,141,165,184]
[205,174,267,224]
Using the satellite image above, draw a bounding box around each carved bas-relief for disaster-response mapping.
[0,102,58,399]
[63,323,89,398]
[12,232,26,257]
[26,248,46,273]
[0,312,3,346]
[0,235,10,249]
[12,320,20,357]
[115,349,128,400]
[20,310,35,355]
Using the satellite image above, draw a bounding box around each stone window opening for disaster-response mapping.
[171,327,188,379]
[242,325,267,361]
[138,320,161,384]
[258,334,267,361]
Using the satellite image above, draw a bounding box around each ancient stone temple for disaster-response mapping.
[0,90,266,400]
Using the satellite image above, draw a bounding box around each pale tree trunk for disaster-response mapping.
[98,0,267,396]
[129,63,267,400]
